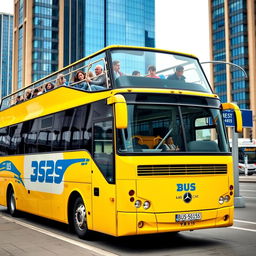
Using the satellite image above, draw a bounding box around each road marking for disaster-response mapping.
[230,226,256,233]
[234,219,256,225]
[243,197,256,199]
[1,215,118,256]
[240,190,256,192]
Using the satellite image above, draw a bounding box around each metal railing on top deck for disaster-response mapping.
[0,53,109,111]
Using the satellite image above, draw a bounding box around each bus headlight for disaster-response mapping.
[219,196,224,204]
[143,201,151,210]
[135,200,142,208]
[224,195,230,202]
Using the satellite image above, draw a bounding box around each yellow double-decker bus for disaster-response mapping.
[0,46,242,239]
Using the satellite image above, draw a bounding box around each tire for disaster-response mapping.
[7,188,18,217]
[72,197,92,239]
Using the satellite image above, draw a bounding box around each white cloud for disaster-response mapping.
[156,0,210,62]
[0,1,14,14]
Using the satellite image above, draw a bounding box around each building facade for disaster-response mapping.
[62,0,155,66]
[209,0,256,138]
[12,0,155,91]
[0,13,13,98]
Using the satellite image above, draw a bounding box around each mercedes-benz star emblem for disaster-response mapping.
[183,192,192,203]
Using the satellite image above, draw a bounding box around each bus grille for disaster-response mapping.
[137,164,227,176]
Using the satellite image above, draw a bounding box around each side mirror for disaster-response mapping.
[107,94,128,129]
[222,102,242,133]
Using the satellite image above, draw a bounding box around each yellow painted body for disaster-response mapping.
[115,155,234,236]
[0,86,234,237]
[0,151,234,236]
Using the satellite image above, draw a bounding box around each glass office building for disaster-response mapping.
[13,0,59,90]
[63,0,155,67]
[32,0,59,82]
[0,13,13,98]
[209,0,256,137]
[13,0,155,90]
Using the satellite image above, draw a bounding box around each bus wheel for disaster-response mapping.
[72,197,91,239]
[7,188,18,217]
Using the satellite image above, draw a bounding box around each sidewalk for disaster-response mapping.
[0,212,116,256]
[239,175,256,183]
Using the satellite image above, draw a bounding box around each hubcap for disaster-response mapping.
[10,193,15,213]
[75,204,86,230]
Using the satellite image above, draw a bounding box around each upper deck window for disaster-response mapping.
[110,49,212,94]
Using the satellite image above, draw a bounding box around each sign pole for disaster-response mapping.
[232,127,245,208]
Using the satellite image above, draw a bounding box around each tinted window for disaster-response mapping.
[94,120,114,183]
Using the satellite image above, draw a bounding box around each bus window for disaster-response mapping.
[195,117,213,141]
[93,120,114,183]
[117,105,184,153]
[181,107,229,152]
[110,49,212,93]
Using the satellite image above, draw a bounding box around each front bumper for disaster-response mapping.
[117,206,233,236]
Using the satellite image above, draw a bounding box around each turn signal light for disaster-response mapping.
[129,190,135,196]
[130,197,135,202]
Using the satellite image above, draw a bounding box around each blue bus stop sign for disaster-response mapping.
[241,109,253,128]
[222,109,253,128]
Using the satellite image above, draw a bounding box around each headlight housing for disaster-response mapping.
[134,200,142,208]
[219,196,224,204]
[143,201,151,210]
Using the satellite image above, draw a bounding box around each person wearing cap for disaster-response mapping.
[167,65,186,81]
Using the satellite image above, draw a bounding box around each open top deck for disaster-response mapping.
[1,45,214,111]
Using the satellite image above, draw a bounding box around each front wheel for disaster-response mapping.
[72,197,92,239]
[7,188,18,217]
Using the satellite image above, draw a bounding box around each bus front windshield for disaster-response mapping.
[110,49,212,93]
[117,104,229,154]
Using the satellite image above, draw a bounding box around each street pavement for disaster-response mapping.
[239,175,256,183]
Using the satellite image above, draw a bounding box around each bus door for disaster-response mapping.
[91,119,116,235]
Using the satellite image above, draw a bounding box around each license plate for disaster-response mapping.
[175,213,202,222]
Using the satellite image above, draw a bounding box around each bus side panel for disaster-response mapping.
[91,161,117,236]
[0,151,93,224]
[31,151,92,223]
[60,151,93,224]
[0,156,30,212]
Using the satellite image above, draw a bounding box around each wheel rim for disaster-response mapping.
[75,204,86,231]
[10,193,15,213]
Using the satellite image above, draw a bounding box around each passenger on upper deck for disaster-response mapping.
[32,88,39,98]
[73,70,104,91]
[132,70,141,76]
[112,60,123,79]
[37,86,44,95]
[15,95,24,104]
[56,74,69,87]
[146,65,160,78]
[45,82,55,92]
[85,65,107,87]
[167,65,186,81]
[24,89,32,100]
